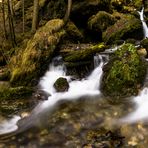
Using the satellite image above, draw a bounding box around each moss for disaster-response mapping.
[10,19,66,86]
[54,77,69,92]
[0,85,34,100]
[103,14,143,44]
[64,43,106,62]
[141,38,148,50]
[88,11,116,32]
[64,21,83,43]
[101,43,147,98]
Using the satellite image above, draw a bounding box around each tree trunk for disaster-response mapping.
[32,0,39,33]
[22,0,25,33]
[64,0,72,24]
[7,0,16,47]
[2,0,7,39]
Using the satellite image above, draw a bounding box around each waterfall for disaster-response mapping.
[38,54,107,110]
[0,116,21,135]
[120,71,148,123]
[0,54,108,135]
[138,7,148,38]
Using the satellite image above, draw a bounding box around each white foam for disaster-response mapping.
[138,8,148,38]
[0,116,21,134]
[120,88,148,123]
[37,55,106,110]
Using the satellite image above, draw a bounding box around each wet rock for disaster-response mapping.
[54,77,69,92]
[140,38,148,50]
[103,14,143,44]
[101,43,147,98]
[33,90,50,100]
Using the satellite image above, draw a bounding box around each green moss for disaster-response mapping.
[10,19,66,86]
[0,85,33,100]
[103,14,143,44]
[88,11,116,32]
[54,77,69,92]
[101,43,147,97]
[64,43,106,62]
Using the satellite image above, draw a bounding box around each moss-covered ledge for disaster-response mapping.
[63,43,106,62]
[0,85,34,100]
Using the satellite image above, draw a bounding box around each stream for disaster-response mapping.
[0,8,148,148]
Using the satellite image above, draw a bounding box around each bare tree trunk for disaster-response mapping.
[22,0,25,33]
[2,0,7,39]
[64,0,72,24]
[32,0,39,33]
[7,0,16,47]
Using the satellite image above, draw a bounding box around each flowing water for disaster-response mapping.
[0,10,148,146]
[138,7,148,38]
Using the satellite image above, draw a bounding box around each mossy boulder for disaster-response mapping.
[87,11,116,40]
[10,19,66,86]
[71,0,111,27]
[101,43,147,98]
[103,14,143,44]
[88,11,116,32]
[64,21,84,43]
[54,77,69,92]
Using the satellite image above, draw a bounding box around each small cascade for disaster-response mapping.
[0,55,108,135]
[138,7,148,38]
[120,71,148,123]
[0,116,21,135]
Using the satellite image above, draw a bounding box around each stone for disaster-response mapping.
[101,43,147,98]
[54,77,69,92]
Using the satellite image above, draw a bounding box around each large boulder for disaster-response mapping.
[88,11,116,32]
[88,11,116,40]
[71,0,111,27]
[54,77,69,92]
[10,19,66,86]
[101,43,147,98]
[103,14,143,44]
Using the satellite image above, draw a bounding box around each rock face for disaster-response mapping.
[103,14,143,44]
[54,77,69,92]
[101,43,147,98]
[10,19,65,86]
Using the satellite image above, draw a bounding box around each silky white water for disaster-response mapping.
[120,87,148,123]
[138,7,148,38]
[0,116,21,134]
[37,55,106,110]
[0,55,106,135]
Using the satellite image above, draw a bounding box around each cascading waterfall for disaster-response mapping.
[138,7,148,38]
[37,54,106,110]
[0,116,21,135]
[120,71,148,123]
[0,54,107,135]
